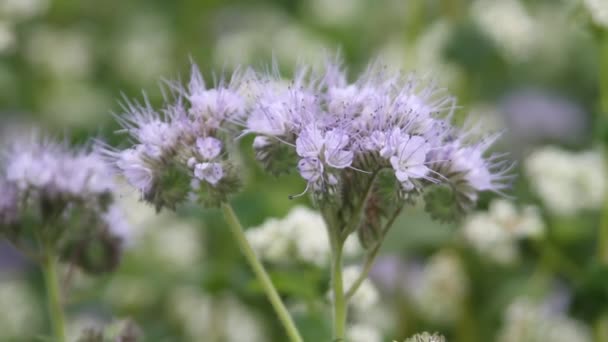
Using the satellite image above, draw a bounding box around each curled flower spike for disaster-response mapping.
[105,63,245,210]
[0,132,129,274]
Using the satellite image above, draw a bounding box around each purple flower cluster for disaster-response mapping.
[246,61,510,205]
[105,65,246,209]
[0,133,129,273]
[110,59,510,214]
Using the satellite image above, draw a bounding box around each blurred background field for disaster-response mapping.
[1,0,608,341]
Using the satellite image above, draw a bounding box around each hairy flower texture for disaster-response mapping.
[402,332,446,342]
[246,59,511,234]
[106,64,245,210]
[0,133,129,274]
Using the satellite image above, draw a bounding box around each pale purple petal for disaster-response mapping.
[325,149,354,169]
[297,158,323,182]
[194,162,224,186]
[296,125,324,158]
[196,137,222,160]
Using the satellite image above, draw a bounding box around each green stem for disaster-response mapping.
[344,205,403,300]
[42,250,66,342]
[330,234,347,341]
[342,171,380,240]
[596,28,608,341]
[220,203,303,342]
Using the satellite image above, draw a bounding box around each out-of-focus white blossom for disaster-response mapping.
[497,297,592,342]
[0,279,41,338]
[0,21,15,54]
[247,205,361,266]
[585,0,608,28]
[0,0,49,21]
[26,27,93,79]
[407,251,468,323]
[525,147,606,215]
[471,0,537,62]
[462,199,545,264]
[170,286,267,342]
[105,276,157,310]
[213,10,329,68]
[147,221,203,271]
[347,323,383,342]
[341,265,380,312]
[113,13,173,85]
[41,81,111,128]
[308,0,364,27]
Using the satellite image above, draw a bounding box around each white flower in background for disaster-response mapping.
[0,21,15,55]
[308,0,364,27]
[0,279,41,338]
[212,10,329,68]
[114,13,173,85]
[376,20,463,88]
[342,265,380,312]
[497,297,591,342]
[25,27,93,79]
[471,0,537,62]
[462,199,545,264]
[408,251,468,323]
[247,206,361,266]
[146,221,203,271]
[0,0,49,21]
[41,81,111,128]
[525,147,607,215]
[347,323,383,342]
[585,0,608,28]
[105,276,157,310]
[170,287,267,342]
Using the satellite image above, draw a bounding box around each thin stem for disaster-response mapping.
[220,203,303,342]
[342,171,380,240]
[595,28,608,341]
[329,232,346,341]
[344,205,403,300]
[598,29,608,264]
[41,248,67,342]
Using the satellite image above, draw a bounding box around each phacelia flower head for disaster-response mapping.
[105,64,245,210]
[246,58,511,231]
[0,131,129,274]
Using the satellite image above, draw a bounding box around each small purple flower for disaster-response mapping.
[196,137,222,160]
[389,135,431,190]
[324,129,354,169]
[194,162,224,186]
[116,147,154,194]
[297,157,324,183]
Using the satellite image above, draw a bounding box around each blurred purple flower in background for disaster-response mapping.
[500,88,588,151]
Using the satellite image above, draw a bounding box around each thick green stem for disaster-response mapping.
[42,250,66,342]
[330,236,347,341]
[220,203,303,342]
